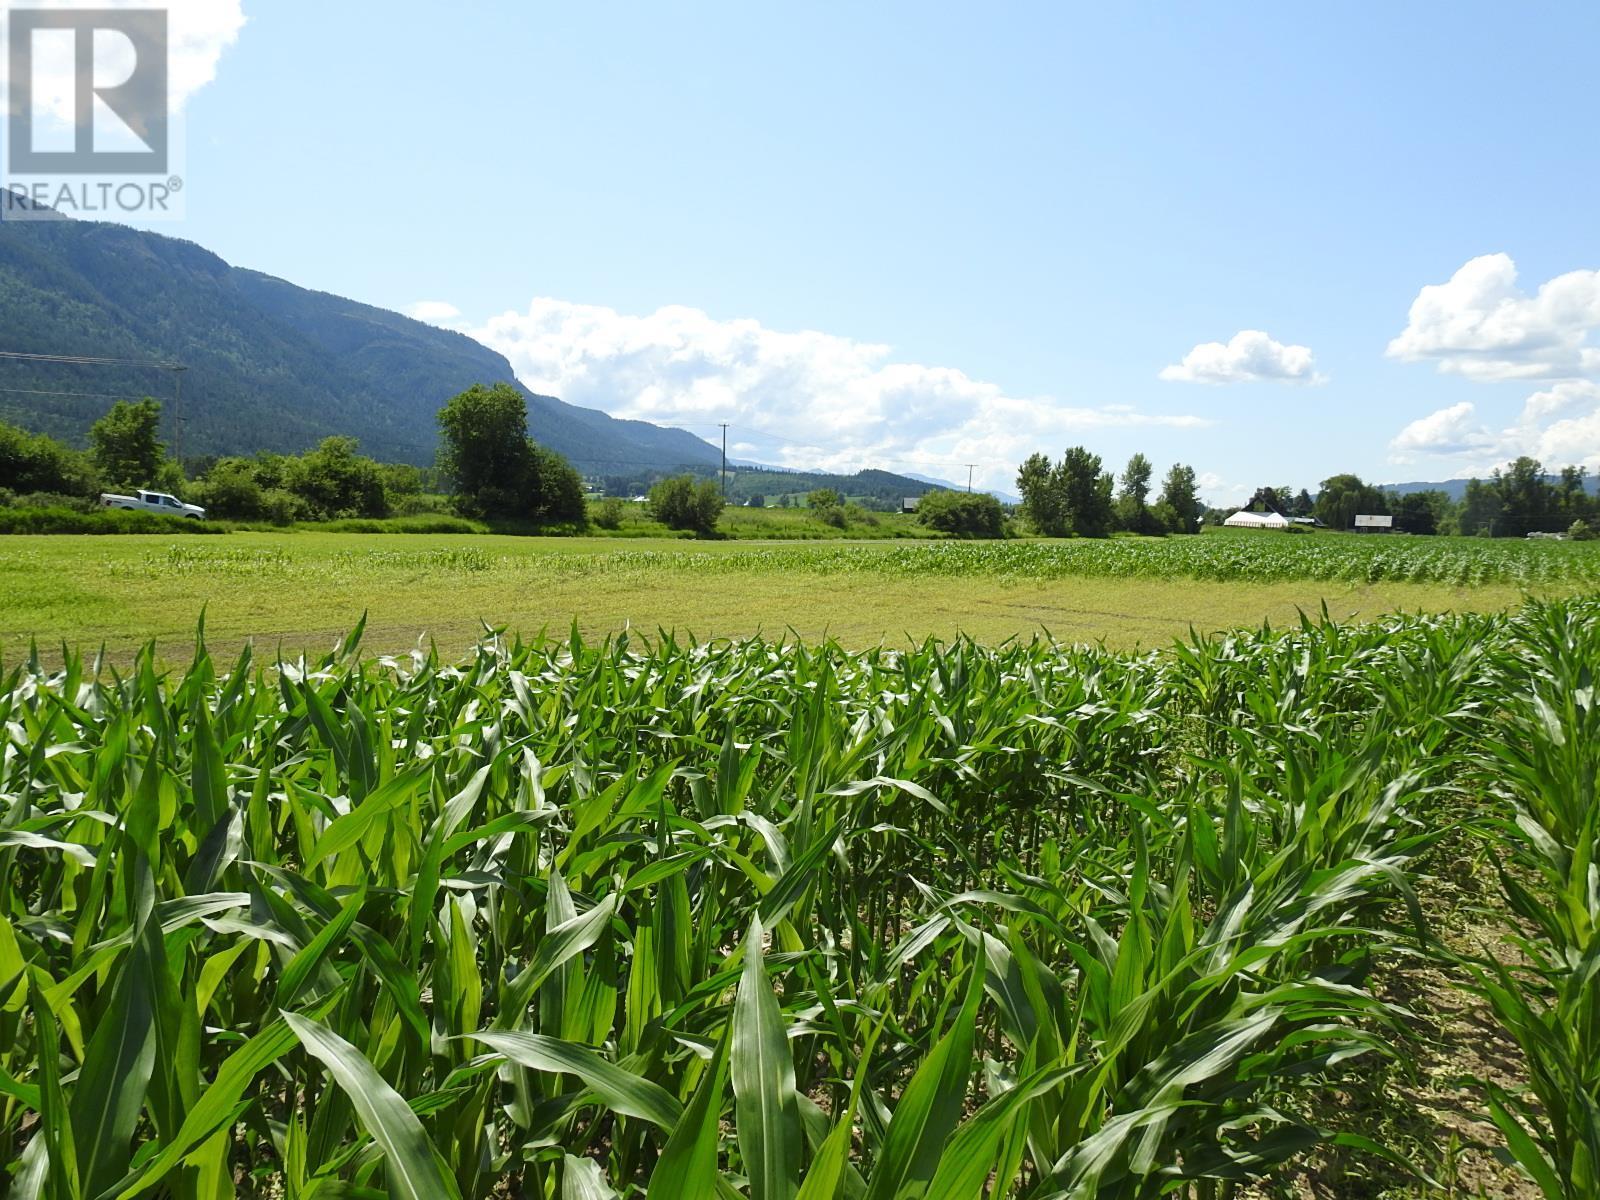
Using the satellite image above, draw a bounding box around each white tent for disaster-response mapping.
[1223,510,1291,530]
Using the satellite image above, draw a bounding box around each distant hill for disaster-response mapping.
[1386,476,1600,501]
[592,463,945,507]
[723,467,945,507]
[903,472,1021,505]
[0,195,721,472]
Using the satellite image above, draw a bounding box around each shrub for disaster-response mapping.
[592,497,626,530]
[0,421,99,497]
[529,444,588,525]
[284,436,390,519]
[807,488,841,510]
[816,504,848,529]
[390,492,451,517]
[194,444,405,523]
[1569,518,1597,541]
[379,461,431,498]
[2,490,98,513]
[1148,500,1179,535]
[190,459,268,520]
[916,489,1005,538]
[260,488,309,526]
[648,475,723,534]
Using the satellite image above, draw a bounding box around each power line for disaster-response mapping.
[1,348,190,456]
[0,385,168,402]
[0,349,184,369]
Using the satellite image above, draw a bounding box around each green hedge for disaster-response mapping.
[311,514,485,534]
[0,506,230,535]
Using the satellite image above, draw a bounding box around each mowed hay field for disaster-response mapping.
[0,596,1597,1197]
[3,529,1599,660]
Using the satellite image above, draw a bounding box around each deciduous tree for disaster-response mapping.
[1158,463,1202,534]
[649,474,723,533]
[89,398,165,490]
[1059,446,1115,538]
[916,489,1005,537]
[1314,474,1387,532]
[1458,477,1502,537]
[1016,453,1064,536]
[1116,453,1155,533]
[437,383,586,523]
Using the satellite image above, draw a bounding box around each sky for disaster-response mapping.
[11,1,1600,502]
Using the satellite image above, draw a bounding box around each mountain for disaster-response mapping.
[587,460,944,507]
[1386,476,1600,501]
[720,467,946,507]
[0,196,721,471]
[904,471,1021,505]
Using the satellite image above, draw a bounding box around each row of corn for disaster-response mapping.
[0,601,1594,1197]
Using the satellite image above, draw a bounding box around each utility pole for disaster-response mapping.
[719,423,729,503]
[965,464,976,493]
[173,364,188,464]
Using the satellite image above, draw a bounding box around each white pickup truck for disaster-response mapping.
[100,489,207,520]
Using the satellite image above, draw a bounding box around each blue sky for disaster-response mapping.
[46,2,1600,498]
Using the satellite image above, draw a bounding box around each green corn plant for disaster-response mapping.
[1459,601,1600,1198]
[0,599,1594,1196]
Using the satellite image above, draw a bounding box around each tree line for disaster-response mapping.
[0,382,589,526]
[1016,448,1204,537]
[1233,457,1600,538]
[11,394,1595,542]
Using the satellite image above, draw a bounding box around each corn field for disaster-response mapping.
[0,600,1595,1198]
[90,530,1600,589]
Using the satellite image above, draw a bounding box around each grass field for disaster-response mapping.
[2,530,1594,660]
[1,597,1595,1197]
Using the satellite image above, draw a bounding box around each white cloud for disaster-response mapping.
[405,300,463,325]
[1196,472,1251,508]
[1389,401,1496,459]
[0,2,245,123]
[468,298,1212,490]
[1388,382,1600,473]
[1522,381,1600,472]
[1387,253,1600,382]
[1159,330,1325,385]
[1516,379,1599,428]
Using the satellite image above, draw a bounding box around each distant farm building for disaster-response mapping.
[1224,510,1290,530]
[902,497,920,513]
[1353,514,1394,533]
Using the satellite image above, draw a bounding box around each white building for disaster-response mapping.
[1223,510,1291,530]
